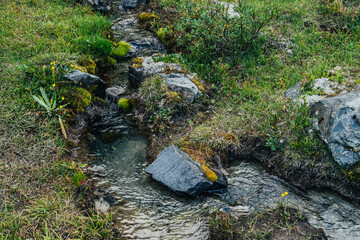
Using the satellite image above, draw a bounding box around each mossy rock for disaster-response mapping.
[112,41,130,58]
[78,58,96,74]
[118,98,131,112]
[64,87,92,113]
[139,12,158,23]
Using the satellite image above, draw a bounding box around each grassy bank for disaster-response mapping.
[142,0,360,198]
[0,0,119,238]
[209,205,326,239]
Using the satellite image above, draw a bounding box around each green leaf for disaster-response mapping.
[40,87,51,107]
[32,95,51,112]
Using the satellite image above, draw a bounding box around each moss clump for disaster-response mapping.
[65,88,92,113]
[112,41,130,58]
[157,28,167,43]
[78,58,96,74]
[139,12,158,23]
[118,98,131,111]
[130,57,144,68]
[106,56,117,65]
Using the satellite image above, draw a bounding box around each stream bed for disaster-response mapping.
[85,1,360,239]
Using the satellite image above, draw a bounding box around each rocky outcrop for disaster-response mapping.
[160,73,202,103]
[129,56,202,102]
[64,70,106,94]
[145,145,227,196]
[310,91,360,167]
[106,86,126,102]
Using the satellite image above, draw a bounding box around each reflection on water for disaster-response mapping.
[88,127,209,239]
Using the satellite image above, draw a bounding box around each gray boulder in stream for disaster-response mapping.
[64,70,106,92]
[145,145,227,196]
[310,91,360,167]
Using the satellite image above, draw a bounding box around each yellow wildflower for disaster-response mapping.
[59,105,63,109]
[52,66,55,70]
[285,192,288,195]
[281,193,285,197]
[61,97,65,100]
[43,65,46,69]
[52,83,56,87]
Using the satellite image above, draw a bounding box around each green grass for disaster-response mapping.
[147,0,360,192]
[0,0,118,238]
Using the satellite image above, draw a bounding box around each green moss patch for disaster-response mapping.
[118,98,131,111]
[112,41,131,58]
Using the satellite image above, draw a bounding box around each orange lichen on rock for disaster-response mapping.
[200,165,218,182]
[181,147,218,182]
[130,57,144,68]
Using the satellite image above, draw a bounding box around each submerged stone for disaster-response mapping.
[145,145,227,196]
[310,91,360,167]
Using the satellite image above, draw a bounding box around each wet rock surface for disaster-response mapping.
[310,91,360,166]
[64,70,106,94]
[145,145,227,196]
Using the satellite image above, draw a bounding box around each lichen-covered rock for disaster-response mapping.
[310,91,360,167]
[63,70,106,93]
[145,145,227,196]
[161,73,202,103]
[112,41,131,58]
[128,56,182,87]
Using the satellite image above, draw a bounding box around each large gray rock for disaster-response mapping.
[129,57,168,87]
[145,145,227,196]
[64,70,106,93]
[310,91,360,167]
[161,73,202,103]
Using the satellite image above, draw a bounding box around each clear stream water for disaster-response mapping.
[86,1,360,239]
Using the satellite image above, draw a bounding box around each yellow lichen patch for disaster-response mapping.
[70,64,87,73]
[190,76,205,92]
[130,57,144,68]
[167,90,181,101]
[78,58,96,74]
[200,165,218,182]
